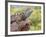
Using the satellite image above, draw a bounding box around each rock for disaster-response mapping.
[11,22,21,31]
[19,19,32,31]
[14,13,22,23]
[10,8,32,31]
[11,15,15,24]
